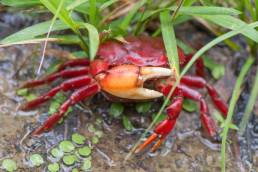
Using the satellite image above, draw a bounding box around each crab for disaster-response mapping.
[19,35,228,153]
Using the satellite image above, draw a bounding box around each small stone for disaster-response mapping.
[175,159,182,168]
[206,155,213,166]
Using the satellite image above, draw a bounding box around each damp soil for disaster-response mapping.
[0,13,257,172]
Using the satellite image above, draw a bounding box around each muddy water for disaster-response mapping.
[0,15,257,172]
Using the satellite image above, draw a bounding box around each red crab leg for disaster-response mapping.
[21,67,89,88]
[136,77,226,153]
[57,59,90,72]
[135,91,184,153]
[181,75,228,116]
[178,84,217,137]
[181,54,205,77]
[32,82,100,135]
[20,76,92,110]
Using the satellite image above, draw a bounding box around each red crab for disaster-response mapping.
[19,35,228,153]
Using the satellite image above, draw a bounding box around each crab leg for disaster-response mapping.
[21,67,89,88]
[136,76,226,153]
[178,84,217,137]
[181,75,228,116]
[135,92,184,153]
[20,76,92,110]
[57,59,90,71]
[181,54,205,77]
[32,82,100,135]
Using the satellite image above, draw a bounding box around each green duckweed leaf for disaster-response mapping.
[72,133,86,145]
[211,65,225,80]
[122,115,134,131]
[136,102,152,113]
[2,159,17,172]
[59,140,75,153]
[29,154,44,167]
[94,130,103,138]
[72,168,79,172]
[78,146,91,157]
[16,88,28,96]
[81,159,92,170]
[109,103,124,118]
[47,163,60,172]
[87,124,96,133]
[48,101,60,114]
[95,118,103,126]
[92,136,99,144]
[50,148,64,158]
[183,99,198,112]
[152,113,166,124]
[25,94,37,101]
[62,155,77,166]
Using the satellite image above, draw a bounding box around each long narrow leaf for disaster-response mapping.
[221,57,254,172]
[199,15,258,43]
[142,6,241,21]
[66,0,88,11]
[120,0,147,31]
[100,0,118,11]
[0,0,40,7]
[0,20,68,44]
[160,10,179,75]
[78,22,99,60]
[238,63,258,135]
[39,0,78,33]
[89,0,97,25]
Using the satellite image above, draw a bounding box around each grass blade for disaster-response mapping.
[119,0,147,32]
[89,0,97,25]
[160,10,179,75]
[66,0,88,11]
[0,0,40,7]
[244,0,256,21]
[176,39,225,79]
[0,20,68,44]
[39,0,77,33]
[238,62,258,135]
[100,0,118,11]
[142,6,241,21]
[199,15,258,43]
[221,57,254,172]
[78,22,99,60]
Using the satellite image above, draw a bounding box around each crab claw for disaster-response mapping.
[135,119,176,153]
[96,64,172,100]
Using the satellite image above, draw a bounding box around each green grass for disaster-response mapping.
[221,57,254,172]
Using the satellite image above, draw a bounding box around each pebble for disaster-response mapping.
[206,155,213,166]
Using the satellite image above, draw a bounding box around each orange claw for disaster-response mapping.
[95,64,172,100]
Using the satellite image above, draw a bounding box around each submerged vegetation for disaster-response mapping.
[0,0,257,171]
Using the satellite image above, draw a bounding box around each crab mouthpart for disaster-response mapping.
[97,65,172,100]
